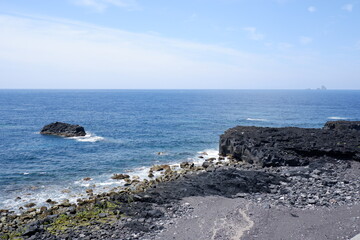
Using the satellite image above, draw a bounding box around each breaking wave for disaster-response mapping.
[69,132,105,142]
[246,118,268,122]
[327,117,348,120]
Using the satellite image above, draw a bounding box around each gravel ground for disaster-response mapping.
[151,196,360,240]
[150,159,360,240]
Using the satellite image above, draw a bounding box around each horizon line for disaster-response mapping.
[0,88,359,91]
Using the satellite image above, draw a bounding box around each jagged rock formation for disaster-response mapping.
[219,121,360,167]
[40,122,86,137]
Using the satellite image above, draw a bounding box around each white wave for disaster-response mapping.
[23,172,30,175]
[0,148,227,213]
[69,132,105,142]
[327,117,348,120]
[246,118,268,122]
[1,184,86,214]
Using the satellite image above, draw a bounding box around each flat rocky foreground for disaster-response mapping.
[1,121,360,239]
[1,158,359,239]
[154,160,360,240]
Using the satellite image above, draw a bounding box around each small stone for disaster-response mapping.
[98,213,107,218]
[27,208,36,213]
[111,174,130,180]
[206,166,216,172]
[86,189,93,194]
[59,200,71,207]
[67,206,76,214]
[202,161,211,169]
[24,203,36,208]
[233,193,247,198]
[40,206,47,213]
[180,162,194,169]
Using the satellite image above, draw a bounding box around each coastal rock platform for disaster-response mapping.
[40,122,86,137]
[219,121,360,167]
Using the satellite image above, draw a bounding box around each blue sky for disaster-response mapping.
[0,0,359,89]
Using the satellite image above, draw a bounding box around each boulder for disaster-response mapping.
[219,121,360,167]
[40,122,86,137]
[111,174,130,180]
[180,162,194,169]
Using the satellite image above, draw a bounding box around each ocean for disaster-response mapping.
[1,89,359,211]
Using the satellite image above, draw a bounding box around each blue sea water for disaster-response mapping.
[0,89,360,211]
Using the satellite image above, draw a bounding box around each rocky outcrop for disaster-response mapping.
[40,122,86,137]
[323,120,360,131]
[219,121,360,167]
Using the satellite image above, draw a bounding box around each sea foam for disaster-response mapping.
[328,117,348,120]
[2,148,224,213]
[69,132,105,142]
[246,118,268,122]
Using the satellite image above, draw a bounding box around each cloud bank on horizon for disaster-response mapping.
[0,0,359,89]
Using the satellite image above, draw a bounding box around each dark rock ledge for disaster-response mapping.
[40,122,86,137]
[219,121,360,167]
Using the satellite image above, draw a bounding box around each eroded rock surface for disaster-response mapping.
[219,121,360,167]
[40,122,86,137]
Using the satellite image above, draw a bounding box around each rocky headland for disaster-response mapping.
[1,121,359,239]
[219,121,360,167]
[40,122,86,137]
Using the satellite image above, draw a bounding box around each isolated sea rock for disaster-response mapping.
[219,121,360,167]
[40,122,86,137]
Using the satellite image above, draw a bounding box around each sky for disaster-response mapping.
[0,0,359,89]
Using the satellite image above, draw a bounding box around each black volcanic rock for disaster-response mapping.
[219,121,360,167]
[323,120,360,131]
[40,122,86,137]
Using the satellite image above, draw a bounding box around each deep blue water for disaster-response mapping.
[0,89,360,211]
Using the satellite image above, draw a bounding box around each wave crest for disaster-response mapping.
[69,132,105,142]
[327,117,348,120]
[246,118,268,122]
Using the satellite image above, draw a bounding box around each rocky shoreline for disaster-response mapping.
[1,121,360,239]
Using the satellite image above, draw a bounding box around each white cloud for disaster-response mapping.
[278,42,293,50]
[243,27,264,41]
[104,0,140,10]
[72,0,140,12]
[342,4,353,12]
[300,36,313,45]
[1,14,359,89]
[73,0,107,12]
[308,6,316,12]
[0,14,273,89]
